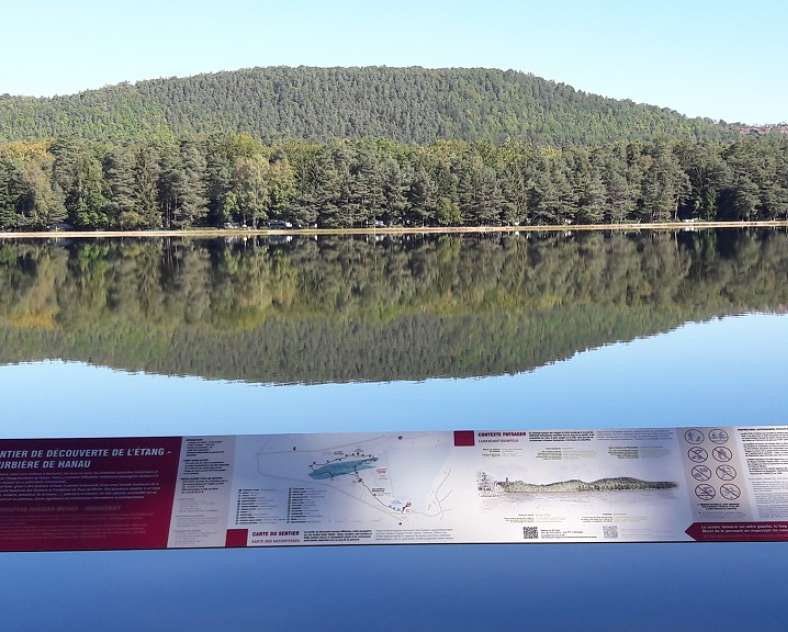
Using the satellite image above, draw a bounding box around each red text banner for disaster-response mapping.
[0,437,182,552]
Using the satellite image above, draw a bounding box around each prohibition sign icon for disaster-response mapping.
[712,446,733,462]
[684,429,705,444]
[688,446,708,463]
[716,464,737,481]
[720,484,741,500]
[695,484,716,500]
[691,465,712,482]
[709,429,730,444]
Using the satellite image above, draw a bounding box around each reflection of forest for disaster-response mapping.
[0,229,786,384]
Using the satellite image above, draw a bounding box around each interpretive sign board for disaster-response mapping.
[1,426,788,552]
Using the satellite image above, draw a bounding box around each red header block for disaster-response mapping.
[453,430,475,447]
[0,437,182,552]
[225,529,249,548]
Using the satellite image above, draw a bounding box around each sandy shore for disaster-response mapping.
[1,220,787,240]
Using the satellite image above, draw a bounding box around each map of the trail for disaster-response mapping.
[236,433,454,538]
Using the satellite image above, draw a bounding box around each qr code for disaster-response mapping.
[523,527,539,540]
[603,525,619,539]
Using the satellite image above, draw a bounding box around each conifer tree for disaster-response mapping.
[103,148,139,228]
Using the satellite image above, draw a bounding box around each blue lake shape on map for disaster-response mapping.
[309,457,378,479]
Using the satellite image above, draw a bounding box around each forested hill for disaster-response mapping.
[0,67,736,145]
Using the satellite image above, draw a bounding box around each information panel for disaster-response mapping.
[2,425,788,552]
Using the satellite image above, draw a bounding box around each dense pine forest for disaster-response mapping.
[1,231,786,383]
[0,134,787,230]
[0,67,785,231]
[0,67,736,145]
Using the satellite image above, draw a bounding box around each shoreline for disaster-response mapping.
[1,220,787,240]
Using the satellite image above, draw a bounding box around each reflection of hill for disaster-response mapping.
[0,230,786,384]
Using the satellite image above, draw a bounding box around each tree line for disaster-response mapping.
[1,231,786,383]
[1,135,786,231]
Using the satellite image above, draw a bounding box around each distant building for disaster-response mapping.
[736,123,788,136]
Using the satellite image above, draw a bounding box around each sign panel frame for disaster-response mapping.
[1,425,788,552]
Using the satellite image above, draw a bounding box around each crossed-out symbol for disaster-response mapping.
[709,429,729,444]
[684,429,705,444]
[691,465,712,482]
[716,465,737,481]
[688,447,708,463]
[720,484,741,500]
[695,484,716,500]
[712,447,733,462]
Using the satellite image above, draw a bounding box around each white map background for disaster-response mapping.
[230,432,455,528]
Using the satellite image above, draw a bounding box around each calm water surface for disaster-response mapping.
[1,229,787,631]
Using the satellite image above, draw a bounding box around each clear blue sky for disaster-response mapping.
[1,1,786,123]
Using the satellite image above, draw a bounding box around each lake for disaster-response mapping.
[1,228,787,631]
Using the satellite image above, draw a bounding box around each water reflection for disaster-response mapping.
[2,231,788,632]
[1,229,787,384]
